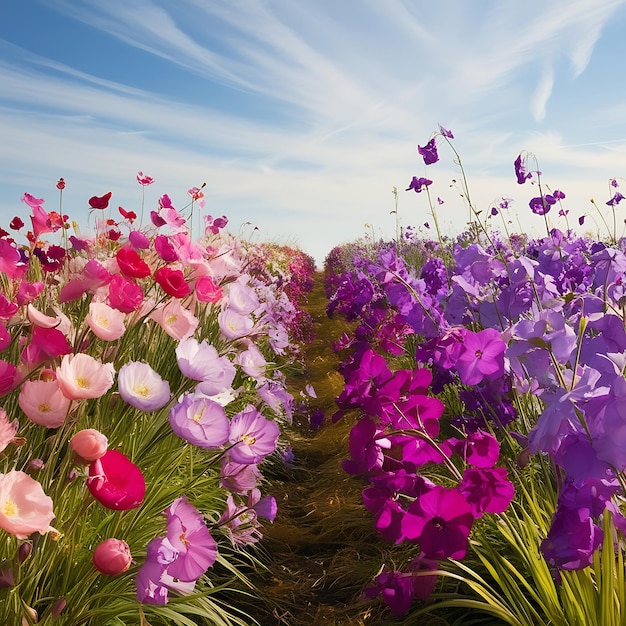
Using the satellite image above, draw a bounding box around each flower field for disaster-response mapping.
[3,127,626,625]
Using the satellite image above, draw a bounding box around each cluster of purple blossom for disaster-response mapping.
[324,127,626,615]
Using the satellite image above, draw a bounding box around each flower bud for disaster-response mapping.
[17,542,32,563]
[70,429,108,464]
[92,538,132,575]
[51,598,66,618]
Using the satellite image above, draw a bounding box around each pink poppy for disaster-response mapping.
[149,300,198,340]
[0,470,55,539]
[116,247,152,279]
[56,353,115,401]
[107,274,144,313]
[87,449,145,510]
[117,361,171,412]
[0,361,19,397]
[18,379,71,427]
[85,302,126,341]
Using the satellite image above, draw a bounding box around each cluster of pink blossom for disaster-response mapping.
[0,175,314,622]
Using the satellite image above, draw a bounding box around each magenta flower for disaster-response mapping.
[417,138,439,165]
[228,405,280,464]
[455,327,505,386]
[514,153,532,184]
[87,450,146,510]
[107,274,144,313]
[459,467,515,518]
[402,486,474,560]
[136,171,154,186]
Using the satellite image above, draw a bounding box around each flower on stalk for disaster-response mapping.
[228,405,280,464]
[117,361,171,412]
[85,301,126,341]
[92,538,132,575]
[458,467,515,517]
[87,449,145,510]
[107,274,144,313]
[88,192,112,210]
[417,138,439,165]
[56,353,115,401]
[0,470,55,539]
[514,153,532,184]
[18,379,71,427]
[21,326,72,370]
[168,394,230,448]
[405,176,433,193]
[194,275,223,303]
[0,361,19,397]
[218,308,254,340]
[136,171,154,186]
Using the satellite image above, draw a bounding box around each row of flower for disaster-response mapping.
[324,129,626,622]
[0,177,315,625]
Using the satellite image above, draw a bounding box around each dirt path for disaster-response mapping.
[241,271,392,625]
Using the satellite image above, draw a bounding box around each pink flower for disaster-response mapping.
[117,361,171,412]
[93,538,132,575]
[168,394,230,448]
[56,353,115,401]
[149,300,198,340]
[234,343,266,380]
[0,361,19,397]
[70,429,108,463]
[107,274,144,313]
[175,338,235,396]
[18,379,71,427]
[187,187,205,208]
[21,192,45,209]
[218,309,254,340]
[0,470,55,539]
[136,171,154,186]
[85,302,126,341]
[16,281,44,307]
[228,406,280,464]
[0,240,28,280]
[21,326,72,370]
[87,449,145,510]
[0,408,19,454]
[194,276,222,303]
[116,247,152,279]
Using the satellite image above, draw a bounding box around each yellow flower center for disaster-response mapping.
[76,377,90,389]
[38,403,51,413]
[133,385,150,398]
[192,409,204,423]
[97,316,110,328]
[166,314,178,325]
[241,433,256,446]
[2,499,17,517]
[179,533,190,546]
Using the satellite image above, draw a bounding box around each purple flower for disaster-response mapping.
[607,191,625,206]
[405,176,433,193]
[438,124,454,139]
[402,486,474,560]
[228,405,280,464]
[417,138,439,165]
[363,568,418,616]
[117,361,171,412]
[455,328,506,386]
[529,195,556,215]
[514,153,532,184]
[168,394,230,448]
[165,496,218,582]
[541,506,603,570]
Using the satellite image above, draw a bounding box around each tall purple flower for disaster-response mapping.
[405,176,433,193]
[168,394,230,449]
[418,138,439,165]
[514,153,532,184]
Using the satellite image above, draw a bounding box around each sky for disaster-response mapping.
[2,0,626,266]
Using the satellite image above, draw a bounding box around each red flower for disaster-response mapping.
[56,178,66,190]
[154,267,191,298]
[116,247,151,279]
[107,274,144,313]
[9,217,24,230]
[118,206,137,222]
[87,449,146,510]
[89,192,112,210]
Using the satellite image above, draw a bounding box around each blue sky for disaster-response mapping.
[2,0,626,264]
